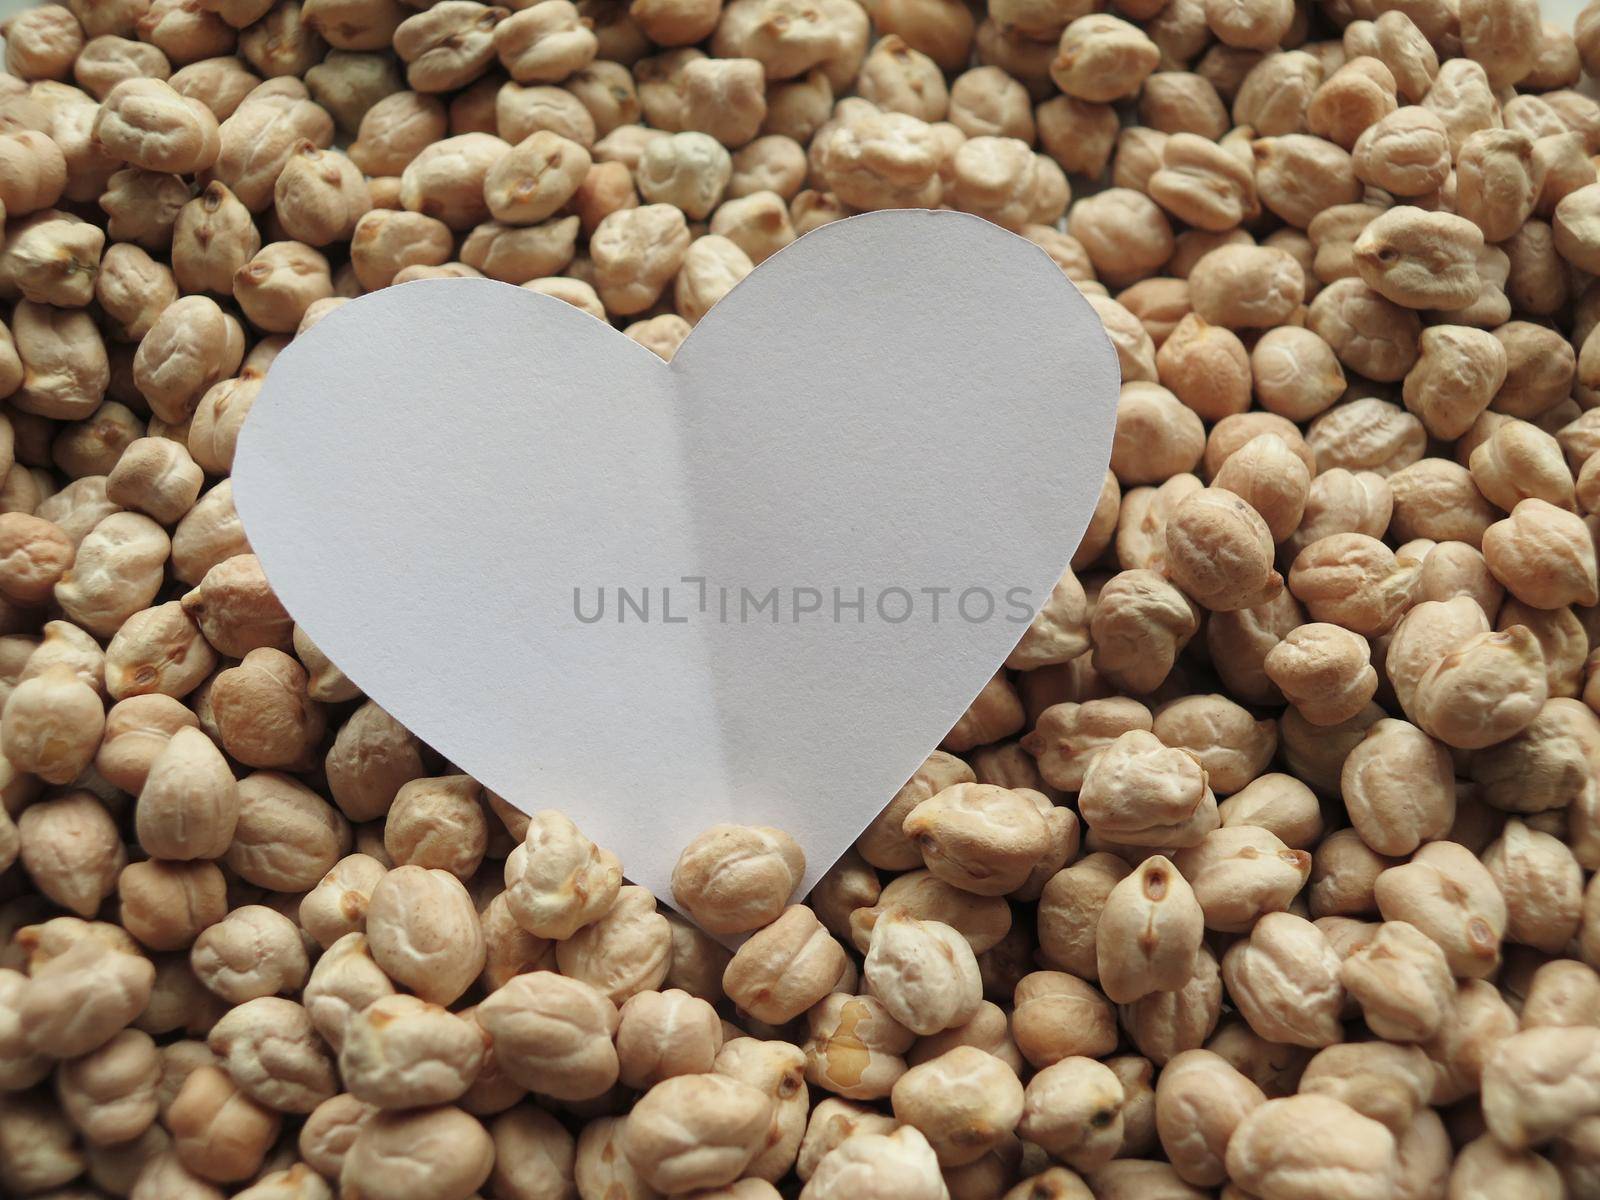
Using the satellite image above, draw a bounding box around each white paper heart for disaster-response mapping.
[233,209,1119,903]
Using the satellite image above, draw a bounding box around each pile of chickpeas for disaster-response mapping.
[3,0,1600,1195]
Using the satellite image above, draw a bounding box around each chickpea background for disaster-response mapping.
[0,0,1598,1191]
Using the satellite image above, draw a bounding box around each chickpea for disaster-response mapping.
[1375,840,1507,977]
[620,1073,774,1193]
[341,1106,494,1200]
[339,992,484,1109]
[671,823,804,935]
[366,865,484,1005]
[1077,728,1218,847]
[1228,1095,1397,1199]
[798,1124,947,1200]
[722,904,847,1023]
[1222,913,1346,1047]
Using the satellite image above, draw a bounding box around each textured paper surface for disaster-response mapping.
[233,209,1120,906]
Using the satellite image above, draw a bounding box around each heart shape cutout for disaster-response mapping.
[234,209,1119,902]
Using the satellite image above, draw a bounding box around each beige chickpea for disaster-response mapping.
[340,1105,493,1200]
[1375,840,1506,977]
[94,79,221,175]
[348,90,447,177]
[365,865,484,1005]
[1353,207,1482,311]
[1227,1095,1396,1199]
[0,130,68,217]
[1089,569,1200,694]
[891,1045,1022,1167]
[864,909,982,1036]
[301,933,393,1055]
[796,1099,897,1182]
[1222,913,1346,1047]
[502,807,621,938]
[1338,718,1456,855]
[1450,1135,1563,1200]
[1023,697,1150,793]
[232,240,334,333]
[1309,823,1396,918]
[2,663,104,784]
[671,823,804,935]
[190,904,307,1003]
[1409,626,1548,751]
[1217,773,1324,851]
[1174,825,1311,933]
[1078,728,1218,847]
[723,904,847,1023]
[1336,919,1453,1042]
[1011,972,1113,1068]
[16,935,154,1058]
[1152,1050,1265,1187]
[1402,325,1506,442]
[206,996,335,1116]
[859,44,944,124]
[494,0,596,83]
[1289,533,1419,635]
[392,2,504,93]
[165,1065,281,1184]
[803,992,914,1101]
[480,130,589,228]
[209,647,324,768]
[555,883,670,1004]
[798,1124,946,1200]
[614,988,722,1091]
[338,993,484,1110]
[382,774,485,880]
[713,1036,807,1181]
[1050,15,1158,102]
[858,875,945,952]
[205,83,336,214]
[0,511,74,604]
[1264,624,1378,726]
[13,299,110,419]
[1067,188,1172,287]
[180,553,293,657]
[1187,244,1303,332]
[267,143,369,246]
[1016,1055,1123,1171]
[17,792,124,918]
[1306,281,1422,384]
[1110,383,1204,485]
[591,203,690,315]
[396,131,507,230]
[1163,487,1282,612]
[97,693,198,794]
[118,858,226,951]
[1480,1025,1600,1149]
[1473,418,1577,512]
[132,295,244,423]
[475,969,618,1100]
[1306,57,1399,150]
[106,438,202,527]
[171,182,261,297]
[324,701,424,822]
[1252,134,1362,229]
[621,1073,773,1193]
[302,50,403,134]
[1482,499,1600,609]
[0,210,106,309]
[898,783,1048,897]
[293,625,358,704]
[1155,314,1250,423]
[1095,855,1203,1004]
[1496,322,1577,420]
[1483,818,1583,953]
[348,208,451,290]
